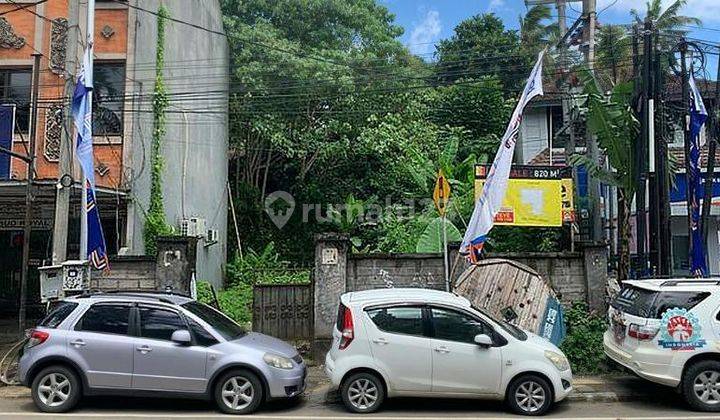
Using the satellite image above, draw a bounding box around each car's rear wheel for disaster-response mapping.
[683,360,720,412]
[31,365,81,413]
[340,372,385,413]
[506,374,553,416]
[214,369,264,415]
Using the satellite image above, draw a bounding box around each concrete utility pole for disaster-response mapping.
[19,53,42,334]
[582,0,602,242]
[52,0,81,264]
[636,19,652,276]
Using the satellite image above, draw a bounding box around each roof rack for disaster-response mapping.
[73,289,191,305]
[659,280,720,287]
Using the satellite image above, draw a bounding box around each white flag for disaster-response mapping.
[460,51,545,262]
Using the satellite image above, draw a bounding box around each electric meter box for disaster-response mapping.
[38,260,91,302]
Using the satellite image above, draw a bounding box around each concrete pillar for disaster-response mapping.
[583,243,607,313]
[313,233,349,358]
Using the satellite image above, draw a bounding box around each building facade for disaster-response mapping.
[0,0,229,311]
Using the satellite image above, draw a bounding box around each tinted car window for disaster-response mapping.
[139,307,185,341]
[187,317,219,347]
[77,304,131,335]
[431,307,488,344]
[612,286,710,318]
[181,301,245,341]
[366,306,425,336]
[39,302,78,328]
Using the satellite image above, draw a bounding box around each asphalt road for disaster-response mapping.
[0,385,718,420]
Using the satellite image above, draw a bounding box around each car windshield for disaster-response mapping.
[181,301,246,341]
[471,304,527,341]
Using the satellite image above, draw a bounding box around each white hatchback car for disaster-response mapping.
[604,279,720,412]
[324,288,573,416]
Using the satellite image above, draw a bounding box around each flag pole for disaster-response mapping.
[80,0,95,261]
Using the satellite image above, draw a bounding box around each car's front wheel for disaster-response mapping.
[214,369,264,415]
[30,365,81,413]
[682,360,720,412]
[506,374,553,416]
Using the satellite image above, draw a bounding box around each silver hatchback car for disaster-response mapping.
[18,292,306,414]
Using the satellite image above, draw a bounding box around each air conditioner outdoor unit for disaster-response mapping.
[206,228,219,244]
[179,217,206,238]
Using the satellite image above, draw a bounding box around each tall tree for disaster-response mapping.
[595,24,632,88]
[518,5,558,56]
[435,14,527,89]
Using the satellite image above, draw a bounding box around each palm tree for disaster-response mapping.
[631,0,701,33]
[519,5,558,55]
[595,25,632,88]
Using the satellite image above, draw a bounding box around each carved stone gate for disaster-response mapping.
[252,284,313,340]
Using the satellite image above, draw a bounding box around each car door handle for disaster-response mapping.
[434,346,450,354]
[70,340,85,347]
[136,345,153,354]
[372,338,389,345]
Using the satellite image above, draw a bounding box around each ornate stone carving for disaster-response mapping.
[0,17,25,49]
[101,25,115,39]
[49,18,68,75]
[43,103,64,162]
[96,161,110,177]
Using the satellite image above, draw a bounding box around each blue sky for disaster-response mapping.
[381,0,720,70]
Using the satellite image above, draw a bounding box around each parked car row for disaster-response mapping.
[17,280,720,416]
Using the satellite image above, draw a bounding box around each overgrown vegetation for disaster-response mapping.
[220,0,566,263]
[560,302,618,375]
[144,5,173,255]
[197,243,311,325]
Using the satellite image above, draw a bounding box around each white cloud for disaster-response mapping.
[598,0,719,22]
[408,9,442,56]
[487,0,505,13]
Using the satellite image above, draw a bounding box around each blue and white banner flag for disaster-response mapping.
[72,45,109,270]
[460,51,545,262]
[688,74,708,276]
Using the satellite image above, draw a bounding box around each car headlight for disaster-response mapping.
[263,353,294,370]
[545,350,570,371]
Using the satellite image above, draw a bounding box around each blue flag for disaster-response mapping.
[0,105,13,179]
[688,74,707,276]
[72,46,109,270]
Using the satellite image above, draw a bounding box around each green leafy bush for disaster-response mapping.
[227,243,310,287]
[560,302,618,375]
[196,243,310,326]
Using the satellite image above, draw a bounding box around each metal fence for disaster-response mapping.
[252,284,313,340]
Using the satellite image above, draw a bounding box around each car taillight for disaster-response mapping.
[339,305,354,350]
[26,329,49,348]
[628,323,658,341]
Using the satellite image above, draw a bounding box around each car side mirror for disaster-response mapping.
[171,329,192,346]
[474,334,493,348]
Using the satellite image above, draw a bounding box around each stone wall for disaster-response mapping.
[312,234,608,357]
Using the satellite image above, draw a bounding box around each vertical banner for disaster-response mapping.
[0,105,14,179]
[688,74,708,276]
[72,46,109,270]
[461,51,545,262]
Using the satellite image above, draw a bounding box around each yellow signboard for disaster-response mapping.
[474,165,571,227]
[433,169,451,216]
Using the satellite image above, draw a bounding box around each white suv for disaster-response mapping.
[324,288,573,416]
[604,279,720,412]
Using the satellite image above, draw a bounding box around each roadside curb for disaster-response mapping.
[0,386,29,399]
